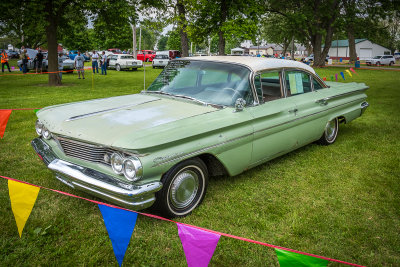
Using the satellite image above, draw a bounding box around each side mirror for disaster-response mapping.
[234,98,246,112]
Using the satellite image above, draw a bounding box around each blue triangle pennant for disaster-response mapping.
[98,204,138,266]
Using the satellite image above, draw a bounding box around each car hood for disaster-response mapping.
[37,93,219,150]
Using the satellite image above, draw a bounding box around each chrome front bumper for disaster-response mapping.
[31,138,162,210]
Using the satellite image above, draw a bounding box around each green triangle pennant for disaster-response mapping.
[275,249,328,267]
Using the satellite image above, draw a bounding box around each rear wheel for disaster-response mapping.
[389,61,394,66]
[376,62,381,66]
[154,158,208,218]
[317,118,339,145]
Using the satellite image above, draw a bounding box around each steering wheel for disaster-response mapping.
[221,87,243,102]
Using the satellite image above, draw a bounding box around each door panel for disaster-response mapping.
[248,98,298,166]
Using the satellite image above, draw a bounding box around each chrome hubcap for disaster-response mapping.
[326,119,337,141]
[170,170,199,209]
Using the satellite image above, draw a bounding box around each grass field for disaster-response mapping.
[0,65,399,266]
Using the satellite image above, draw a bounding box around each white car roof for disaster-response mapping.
[180,56,316,74]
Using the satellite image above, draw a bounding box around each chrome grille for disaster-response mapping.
[57,137,112,165]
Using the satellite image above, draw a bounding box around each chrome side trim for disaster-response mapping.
[316,88,369,103]
[153,97,366,167]
[65,99,160,121]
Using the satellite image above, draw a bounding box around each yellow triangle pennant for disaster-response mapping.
[345,69,353,77]
[8,180,40,237]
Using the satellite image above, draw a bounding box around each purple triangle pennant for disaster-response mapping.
[177,224,221,267]
[98,204,138,266]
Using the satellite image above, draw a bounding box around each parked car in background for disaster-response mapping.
[365,55,395,66]
[6,50,19,58]
[305,54,329,62]
[108,54,143,71]
[394,52,400,60]
[17,49,48,71]
[156,50,181,59]
[32,57,369,218]
[108,48,122,54]
[152,54,170,68]
[60,55,75,73]
[137,50,156,62]
[69,50,90,61]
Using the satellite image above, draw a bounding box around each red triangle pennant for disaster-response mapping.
[0,110,12,139]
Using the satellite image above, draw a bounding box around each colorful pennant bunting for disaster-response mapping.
[346,70,353,77]
[34,109,40,113]
[323,77,327,81]
[335,73,338,81]
[8,180,40,237]
[0,109,12,139]
[275,249,328,267]
[330,76,334,81]
[340,72,345,80]
[177,224,221,267]
[350,67,358,75]
[98,204,138,267]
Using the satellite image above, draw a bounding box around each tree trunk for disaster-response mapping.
[347,24,357,63]
[218,30,225,55]
[177,0,189,57]
[45,0,61,86]
[312,34,323,67]
[218,0,228,55]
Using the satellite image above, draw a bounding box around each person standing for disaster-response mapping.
[74,51,85,79]
[91,50,99,73]
[20,49,28,73]
[1,50,11,73]
[101,51,107,75]
[58,53,64,80]
[35,50,44,73]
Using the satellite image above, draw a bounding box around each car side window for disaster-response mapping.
[254,71,283,103]
[312,78,324,90]
[285,70,312,96]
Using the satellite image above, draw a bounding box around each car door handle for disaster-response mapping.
[288,108,298,113]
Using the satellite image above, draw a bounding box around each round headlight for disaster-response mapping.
[42,128,52,139]
[123,157,143,181]
[111,153,124,174]
[35,120,44,136]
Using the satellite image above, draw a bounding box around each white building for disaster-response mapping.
[328,39,391,60]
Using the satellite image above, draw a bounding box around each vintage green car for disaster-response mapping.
[32,56,368,217]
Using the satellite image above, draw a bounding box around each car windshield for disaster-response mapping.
[155,55,169,59]
[146,60,253,107]
[373,56,382,59]
[121,55,134,59]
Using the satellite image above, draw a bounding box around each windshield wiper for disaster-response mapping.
[143,91,224,108]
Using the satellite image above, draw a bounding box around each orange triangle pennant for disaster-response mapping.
[8,180,40,237]
[0,110,12,139]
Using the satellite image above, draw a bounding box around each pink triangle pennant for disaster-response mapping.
[177,224,221,267]
[350,67,358,75]
[0,109,12,139]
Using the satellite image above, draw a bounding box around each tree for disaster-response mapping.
[166,29,181,50]
[186,0,259,55]
[157,35,168,50]
[266,0,342,67]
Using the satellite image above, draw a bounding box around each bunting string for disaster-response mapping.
[0,174,365,267]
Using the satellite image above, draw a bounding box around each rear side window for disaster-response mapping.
[285,70,312,96]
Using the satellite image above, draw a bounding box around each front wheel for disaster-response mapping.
[376,62,381,66]
[154,158,208,218]
[317,118,339,145]
[116,64,121,71]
